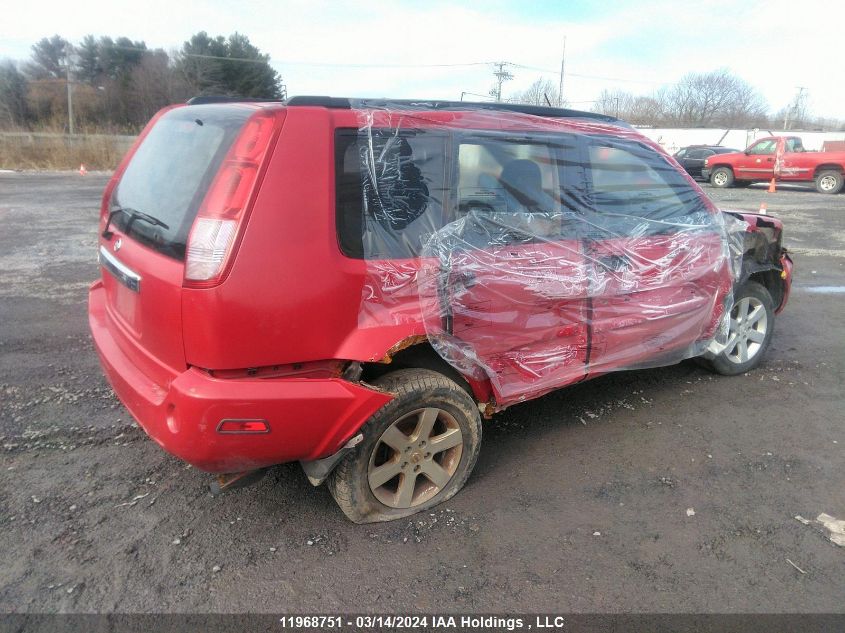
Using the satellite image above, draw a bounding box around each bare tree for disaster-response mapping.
[662,69,767,127]
[591,71,767,127]
[591,89,666,125]
[591,89,635,118]
[510,77,563,107]
[129,50,186,124]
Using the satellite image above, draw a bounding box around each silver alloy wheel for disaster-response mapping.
[819,174,838,192]
[724,296,768,364]
[367,407,464,509]
[713,170,729,186]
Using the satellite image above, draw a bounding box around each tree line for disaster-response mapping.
[0,32,283,131]
[3,37,840,133]
[511,70,842,132]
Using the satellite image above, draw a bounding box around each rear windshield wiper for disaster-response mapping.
[102,206,169,239]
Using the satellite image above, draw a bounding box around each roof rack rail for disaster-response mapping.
[284,95,623,124]
[186,95,283,105]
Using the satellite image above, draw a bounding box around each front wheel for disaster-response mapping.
[328,369,482,523]
[702,281,774,376]
[710,167,735,188]
[815,170,844,194]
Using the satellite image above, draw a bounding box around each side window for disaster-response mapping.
[674,149,687,159]
[453,134,585,243]
[786,138,804,152]
[747,140,776,155]
[585,138,706,233]
[456,139,561,215]
[335,129,447,259]
[687,149,710,159]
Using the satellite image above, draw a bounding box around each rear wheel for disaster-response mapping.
[328,369,482,523]
[710,167,735,188]
[815,170,844,194]
[702,281,774,376]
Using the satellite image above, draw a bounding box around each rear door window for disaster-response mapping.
[456,138,561,215]
[453,133,586,245]
[111,105,253,259]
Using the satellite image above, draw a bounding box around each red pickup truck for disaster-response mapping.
[702,135,845,194]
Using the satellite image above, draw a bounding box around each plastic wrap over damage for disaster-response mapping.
[343,103,746,408]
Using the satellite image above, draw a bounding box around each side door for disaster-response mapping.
[685,148,713,179]
[426,132,591,406]
[735,139,777,180]
[581,138,732,376]
[777,137,805,181]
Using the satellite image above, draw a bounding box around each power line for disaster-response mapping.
[34,40,681,95]
[510,62,665,85]
[51,42,674,85]
[104,44,498,68]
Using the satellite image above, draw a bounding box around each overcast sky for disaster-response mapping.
[1,0,841,119]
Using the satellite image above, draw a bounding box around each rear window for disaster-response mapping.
[111,105,253,259]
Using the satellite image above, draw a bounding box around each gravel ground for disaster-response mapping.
[0,173,843,613]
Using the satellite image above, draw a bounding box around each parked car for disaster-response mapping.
[702,135,845,193]
[89,97,792,523]
[673,145,739,180]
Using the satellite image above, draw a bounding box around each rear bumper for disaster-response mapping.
[88,281,392,473]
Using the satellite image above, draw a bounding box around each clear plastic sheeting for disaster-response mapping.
[340,103,746,408]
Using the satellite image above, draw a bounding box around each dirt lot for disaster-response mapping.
[0,173,843,614]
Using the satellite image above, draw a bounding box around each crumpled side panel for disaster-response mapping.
[341,104,745,408]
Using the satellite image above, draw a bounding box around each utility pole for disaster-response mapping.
[65,43,74,136]
[558,36,566,107]
[492,62,513,102]
[783,86,806,131]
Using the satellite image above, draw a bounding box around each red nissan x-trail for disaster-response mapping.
[89,96,792,522]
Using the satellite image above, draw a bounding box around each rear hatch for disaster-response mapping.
[97,104,270,384]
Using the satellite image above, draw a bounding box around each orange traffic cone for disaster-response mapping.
[767,177,776,193]
[78,164,88,176]
[758,202,768,215]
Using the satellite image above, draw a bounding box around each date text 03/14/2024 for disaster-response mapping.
[277,615,567,629]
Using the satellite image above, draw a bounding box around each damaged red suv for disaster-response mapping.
[89,96,792,522]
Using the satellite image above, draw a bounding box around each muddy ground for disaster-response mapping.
[0,173,843,614]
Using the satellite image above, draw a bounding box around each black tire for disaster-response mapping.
[701,281,774,376]
[710,166,735,188]
[814,170,844,194]
[328,369,482,523]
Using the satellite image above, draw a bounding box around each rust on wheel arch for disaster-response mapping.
[377,335,430,364]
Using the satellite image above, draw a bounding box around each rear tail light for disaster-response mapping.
[184,110,279,288]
